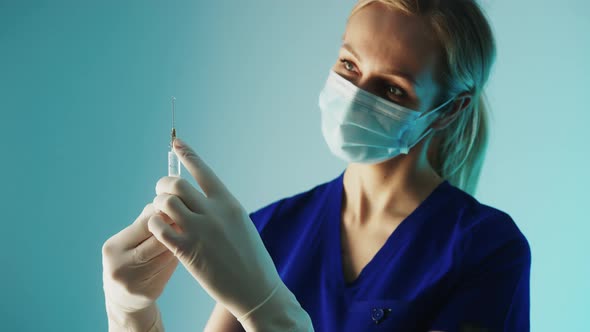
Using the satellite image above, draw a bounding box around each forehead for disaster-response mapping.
[344,2,441,85]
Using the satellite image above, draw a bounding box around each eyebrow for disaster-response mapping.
[341,42,421,87]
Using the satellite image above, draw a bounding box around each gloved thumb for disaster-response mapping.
[147,214,183,257]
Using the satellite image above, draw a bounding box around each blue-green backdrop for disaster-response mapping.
[1,0,587,330]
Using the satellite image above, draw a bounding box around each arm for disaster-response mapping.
[205,283,314,332]
[203,302,245,332]
[106,302,164,332]
[238,282,314,332]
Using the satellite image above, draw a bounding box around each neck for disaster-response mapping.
[342,135,443,226]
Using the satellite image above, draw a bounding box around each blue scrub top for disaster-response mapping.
[248,170,531,332]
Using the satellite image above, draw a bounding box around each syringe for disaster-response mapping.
[168,96,181,177]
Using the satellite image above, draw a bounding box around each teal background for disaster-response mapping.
[0,0,587,330]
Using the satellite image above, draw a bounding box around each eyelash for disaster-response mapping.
[339,58,407,100]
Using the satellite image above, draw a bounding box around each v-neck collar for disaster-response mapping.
[324,169,453,294]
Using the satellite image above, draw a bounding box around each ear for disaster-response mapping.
[430,92,472,130]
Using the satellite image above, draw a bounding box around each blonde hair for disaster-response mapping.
[349,0,496,195]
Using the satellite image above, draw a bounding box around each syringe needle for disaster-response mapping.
[171,96,177,146]
[168,96,180,177]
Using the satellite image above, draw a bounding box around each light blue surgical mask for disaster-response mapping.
[318,69,455,164]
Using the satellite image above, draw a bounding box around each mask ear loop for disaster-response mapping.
[418,95,456,120]
[400,96,456,154]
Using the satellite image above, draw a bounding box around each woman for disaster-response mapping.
[102,0,530,331]
[205,0,530,331]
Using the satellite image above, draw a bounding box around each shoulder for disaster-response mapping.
[445,184,531,272]
[247,174,339,233]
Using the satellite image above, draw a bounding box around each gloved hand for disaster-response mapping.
[102,203,181,331]
[148,138,313,330]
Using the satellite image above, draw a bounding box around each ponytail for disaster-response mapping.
[431,92,490,195]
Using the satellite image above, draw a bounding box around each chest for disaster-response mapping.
[340,218,403,284]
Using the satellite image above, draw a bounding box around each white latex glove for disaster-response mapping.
[148,138,313,331]
[102,203,181,331]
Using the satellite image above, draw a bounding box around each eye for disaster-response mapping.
[338,58,408,101]
[386,85,406,100]
[339,58,356,72]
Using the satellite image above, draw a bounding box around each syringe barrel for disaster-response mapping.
[168,150,181,177]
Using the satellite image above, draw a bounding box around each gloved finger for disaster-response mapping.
[173,138,233,200]
[152,193,195,229]
[147,214,184,257]
[133,236,169,264]
[127,248,177,282]
[133,220,182,265]
[110,203,155,251]
[170,222,182,233]
[143,250,178,279]
[155,211,176,225]
[155,176,208,214]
